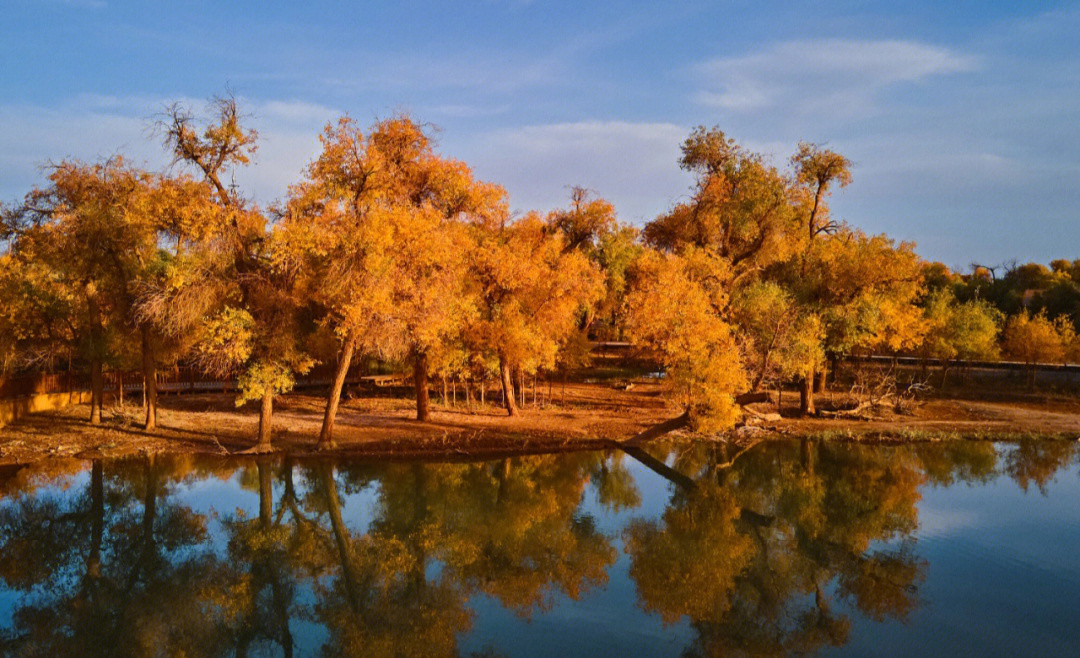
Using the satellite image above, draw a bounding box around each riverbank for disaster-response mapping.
[1,379,1079,465]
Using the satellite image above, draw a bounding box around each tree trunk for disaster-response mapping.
[318,337,355,450]
[256,391,274,451]
[800,371,816,416]
[141,326,158,431]
[414,351,430,421]
[90,357,103,425]
[88,292,103,425]
[500,358,519,416]
[813,365,827,393]
[519,370,525,408]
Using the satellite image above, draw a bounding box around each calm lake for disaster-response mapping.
[1,439,1078,657]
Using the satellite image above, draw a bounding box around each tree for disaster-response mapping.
[131,175,221,430]
[281,115,504,432]
[918,289,1002,385]
[0,234,77,375]
[141,96,312,450]
[467,210,604,416]
[643,126,800,278]
[730,281,823,391]
[624,248,747,434]
[791,142,852,243]
[1001,310,1068,388]
[546,186,636,339]
[3,159,160,425]
[790,228,926,412]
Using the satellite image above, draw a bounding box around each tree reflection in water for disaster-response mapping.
[0,439,1075,656]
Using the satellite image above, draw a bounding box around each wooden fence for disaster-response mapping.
[0,363,401,402]
[8,348,1076,403]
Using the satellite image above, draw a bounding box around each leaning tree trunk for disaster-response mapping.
[800,368,816,416]
[499,358,519,417]
[414,351,431,422]
[619,410,691,445]
[141,326,158,431]
[256,391,274,451]
[318,337,356,449]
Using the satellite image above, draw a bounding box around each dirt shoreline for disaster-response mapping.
[2,380,1079,466]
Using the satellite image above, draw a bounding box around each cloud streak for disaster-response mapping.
[695,39,977,117]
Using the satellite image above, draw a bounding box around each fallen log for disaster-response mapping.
[742,406,782,423]
[618,411,691,445]
[735,391,772,405]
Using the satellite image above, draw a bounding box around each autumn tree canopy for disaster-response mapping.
[3,104,1076,446]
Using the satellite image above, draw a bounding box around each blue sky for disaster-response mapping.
[2,1,1077,267]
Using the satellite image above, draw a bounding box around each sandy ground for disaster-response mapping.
[1,379,1079,465]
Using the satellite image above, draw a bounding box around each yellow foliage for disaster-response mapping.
[468,211,605,375]
[625,249,746,432]
[1002,310,1068,365]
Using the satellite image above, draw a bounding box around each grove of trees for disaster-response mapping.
[3,96,1079,449]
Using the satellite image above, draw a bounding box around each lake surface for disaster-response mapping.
[1,439,1078,657]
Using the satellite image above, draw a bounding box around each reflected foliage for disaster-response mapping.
[0,440,1075,656]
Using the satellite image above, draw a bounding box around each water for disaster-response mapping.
[0,439,1077,657]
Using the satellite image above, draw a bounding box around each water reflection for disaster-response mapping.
[0,439,1076,657]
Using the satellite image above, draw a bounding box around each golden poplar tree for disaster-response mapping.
[281,115,505,437]
[466,210,604,416]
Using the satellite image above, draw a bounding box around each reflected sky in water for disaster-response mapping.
[1,439,1078,657]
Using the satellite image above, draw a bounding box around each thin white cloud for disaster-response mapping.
[696,39,977,117]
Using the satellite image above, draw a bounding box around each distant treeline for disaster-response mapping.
[0,95,1074,448]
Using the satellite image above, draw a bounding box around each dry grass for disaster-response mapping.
[0,379,668,464]
[1,378,1078,466]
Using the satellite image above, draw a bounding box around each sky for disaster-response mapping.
[1,1,1078,267]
